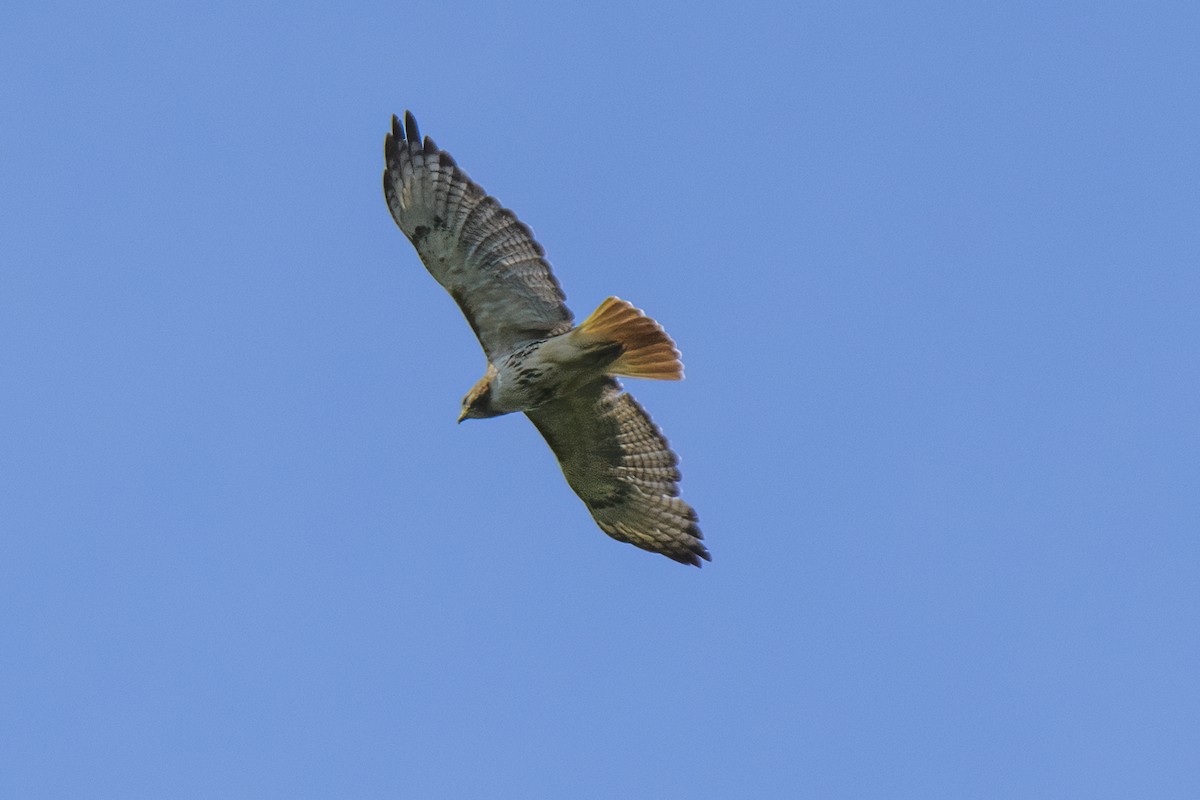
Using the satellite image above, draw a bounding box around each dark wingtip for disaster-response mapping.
[423,135,438,154]
[667,537,711,567]
[384,117,400,162]
[686,523,711,566]
[404,110,420,144]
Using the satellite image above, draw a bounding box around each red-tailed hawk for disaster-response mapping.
[383,111,710,566]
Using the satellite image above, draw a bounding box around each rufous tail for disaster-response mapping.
[574,297,684,380]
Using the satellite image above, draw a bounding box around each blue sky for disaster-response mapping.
[3,1,1198,797]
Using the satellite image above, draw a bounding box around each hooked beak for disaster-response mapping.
[457,408,468,424]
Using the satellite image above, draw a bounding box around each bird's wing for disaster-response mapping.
[383,112,573,360]
[526,378,710,566]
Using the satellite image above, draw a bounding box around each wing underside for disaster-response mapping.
[383,111,573,360]
[526,379,710,566]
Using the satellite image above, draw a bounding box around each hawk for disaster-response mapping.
[382,111,710,566]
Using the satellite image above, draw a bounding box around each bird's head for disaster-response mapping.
[458,366,500,423]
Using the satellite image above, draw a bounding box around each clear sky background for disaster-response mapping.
[3,2,1198,797]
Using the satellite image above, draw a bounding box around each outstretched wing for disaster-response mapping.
[383,111,573,360]
[526,379,710,566]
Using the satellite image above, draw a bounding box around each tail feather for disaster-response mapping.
[574,297,684,380]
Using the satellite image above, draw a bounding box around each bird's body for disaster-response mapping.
[461,333,613,419]
[383,111,709,566]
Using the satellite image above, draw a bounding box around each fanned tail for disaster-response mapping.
[573,297,684,381]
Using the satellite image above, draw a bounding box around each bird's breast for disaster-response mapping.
[491,337,592,412]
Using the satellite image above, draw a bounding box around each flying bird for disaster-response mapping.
[382,111,709,566]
